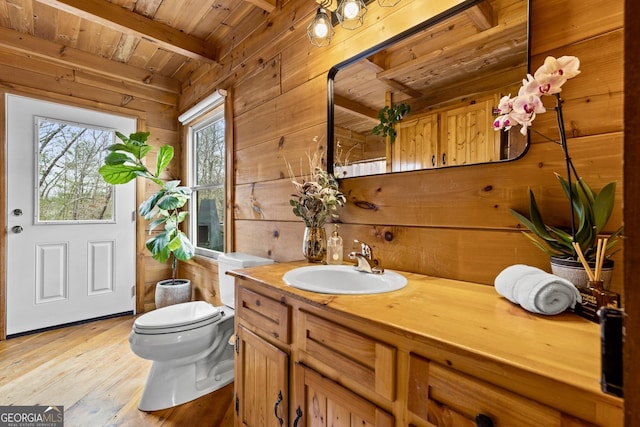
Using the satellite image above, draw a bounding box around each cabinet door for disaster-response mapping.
[408,355,564,427]
[393,114,439,172]
[236,324,289,427]
[440,100,498,166]
[292,363,394,427]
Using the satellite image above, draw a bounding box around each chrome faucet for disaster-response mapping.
[348,240,384,274]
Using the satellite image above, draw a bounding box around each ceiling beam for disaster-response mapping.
[0,24,180,93]
[245,0,277,13]
[334,94,379,123]
[376,14,527,82]
[465,0,497,31]
[35,0,219,63]
[360,57,424,99]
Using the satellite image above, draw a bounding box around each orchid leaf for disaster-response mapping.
[593,181,616,232]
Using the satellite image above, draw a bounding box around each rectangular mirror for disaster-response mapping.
[328,0,530,178]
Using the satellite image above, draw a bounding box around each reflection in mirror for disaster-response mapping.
[328,0,530,178]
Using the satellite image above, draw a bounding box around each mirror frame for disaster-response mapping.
[327,0,531,177]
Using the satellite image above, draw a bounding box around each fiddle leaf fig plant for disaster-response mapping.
[510,173,623,262]
[99,131,194,284]
[372,103,411,143]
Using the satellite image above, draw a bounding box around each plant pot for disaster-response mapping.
[155,279,192,308]
[550,257,614,290]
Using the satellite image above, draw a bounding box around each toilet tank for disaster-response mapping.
[217,253,274,308]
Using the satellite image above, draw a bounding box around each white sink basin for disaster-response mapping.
[282,265,407,295]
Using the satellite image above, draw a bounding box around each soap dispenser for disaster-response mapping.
[326,224,343,265]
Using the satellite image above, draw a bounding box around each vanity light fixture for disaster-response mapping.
[336,0,367,30]
[308,0,400,47]
[307,5,335,47]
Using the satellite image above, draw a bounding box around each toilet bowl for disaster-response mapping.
[129,253,273,411]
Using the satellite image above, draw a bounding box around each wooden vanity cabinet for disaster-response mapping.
[234,280,291,427]
[234,277,395,427]
[232,265,623,427]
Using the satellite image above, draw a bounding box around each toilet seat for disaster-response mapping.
[134,301,221,335]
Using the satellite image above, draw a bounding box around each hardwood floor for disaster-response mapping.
[0,315,235,426]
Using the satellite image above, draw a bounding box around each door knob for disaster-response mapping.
[12,225,23,234]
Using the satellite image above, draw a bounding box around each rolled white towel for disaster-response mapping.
[495,264,581,315]
[494,264,534,304]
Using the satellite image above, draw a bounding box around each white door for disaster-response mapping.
[5,94,136,336]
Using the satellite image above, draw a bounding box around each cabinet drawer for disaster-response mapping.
[298,310,396,401]
[236,285,290,344]
[409,355,563,427]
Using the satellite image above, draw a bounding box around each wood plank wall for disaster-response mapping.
[180,0,625,298]
[0,26,181,319]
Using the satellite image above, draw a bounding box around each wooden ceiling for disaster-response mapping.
[0,0,278,87]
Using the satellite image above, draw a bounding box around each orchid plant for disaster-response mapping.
[493,56,581,136]
[493,56,623,261]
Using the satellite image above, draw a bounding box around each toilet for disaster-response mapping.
[129,253,274,411]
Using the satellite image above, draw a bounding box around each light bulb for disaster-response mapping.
[343,1,360,19]
[313,21,329,38]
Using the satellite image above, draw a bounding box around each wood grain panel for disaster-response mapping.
[233,53,282,116]
[530,0,623,55]
[235,123,325,185]
[233,134,622,233]
[233,219,626,293]
[234,75,326,151]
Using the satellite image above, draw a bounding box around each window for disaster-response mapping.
[36,117,115,223]
[185,95,227,258]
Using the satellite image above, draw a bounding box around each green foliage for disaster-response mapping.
[371,103,411,144]
[99,131,194,282]
[510,173,623,261]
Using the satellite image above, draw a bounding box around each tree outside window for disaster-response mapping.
[37,117,114,223]
[190,109,225,255]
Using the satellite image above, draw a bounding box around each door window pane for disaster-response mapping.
[37,117,115,222]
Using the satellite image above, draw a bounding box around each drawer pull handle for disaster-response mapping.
[274,390,284,426]
[475,414,494,427]
[293,406,303,427]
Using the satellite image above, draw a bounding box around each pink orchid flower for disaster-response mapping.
[493,55,580,134]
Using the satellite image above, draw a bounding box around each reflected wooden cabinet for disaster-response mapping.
[393,97,500,171]
[393,113,439,171]
[440,99,499,167]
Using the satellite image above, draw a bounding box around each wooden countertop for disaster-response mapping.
[230,260,623,416]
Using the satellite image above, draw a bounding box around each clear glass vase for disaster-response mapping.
[302,226,326,263]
